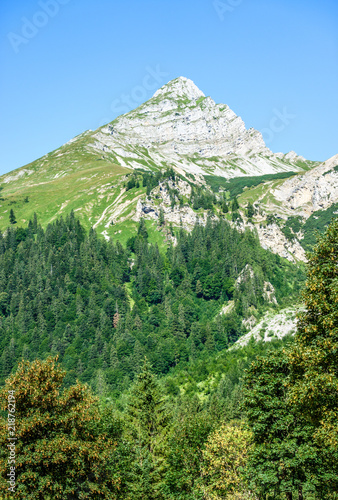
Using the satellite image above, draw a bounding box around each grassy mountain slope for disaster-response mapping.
[0,77,336,261]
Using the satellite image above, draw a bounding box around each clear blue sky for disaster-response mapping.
[0,0,337,175]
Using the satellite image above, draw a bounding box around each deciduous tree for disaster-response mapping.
[200,421,252,499]
[0,357,119,499]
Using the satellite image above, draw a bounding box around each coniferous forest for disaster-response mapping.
[0,213,337,499]
[0,212,304,388]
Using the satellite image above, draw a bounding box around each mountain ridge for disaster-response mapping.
[0,76,336,262]
[90,76,313,178]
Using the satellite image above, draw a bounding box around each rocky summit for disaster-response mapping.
[90,77,311,177]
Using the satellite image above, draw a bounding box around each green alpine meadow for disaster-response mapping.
[0,72,337,498]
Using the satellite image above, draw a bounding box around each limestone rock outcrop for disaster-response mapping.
[89,77,309,178]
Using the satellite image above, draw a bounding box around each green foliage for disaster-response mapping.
[191,186,216,210]
[243,349,324,498]
[137,218,149,239]
[282,210,338,251]
[244,219,338,498]
[221,199,229,213]
[0,212,131,387]
[124,359,170,499]
[301,204,338,250]
[0,357,118,499]
[158,208,165,227]
[126,168,176,195]
[288,219,338,487]
[0,213,304,398]
[205,171,296,198]
[200,421,252,499]
[266,214,279,226]
[281,225,296,241]
[284,215,303,234]
[164,400,212,499]
[231,196,239,212]
[246,202,255,221]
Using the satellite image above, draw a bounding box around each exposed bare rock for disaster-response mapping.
[219,300,235,315]
[256,223,306,262]
[233,307,302,348]
[271,154,338,217]
[236,264,255,286]
[89,77,310,178]
[263,281,277,305]
[133,178,218,230]
[242,315,257,330]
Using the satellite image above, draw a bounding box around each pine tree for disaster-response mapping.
[126,358,169,499]
[9,209,16,225]
[158,208,165,227]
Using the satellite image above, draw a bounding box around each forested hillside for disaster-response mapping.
[0,213,304,392]
[0,212,337,499]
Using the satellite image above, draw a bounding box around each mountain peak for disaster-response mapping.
[152,76,205,101]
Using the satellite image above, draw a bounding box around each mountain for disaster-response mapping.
[0,76,336,260]
[90,76,313,177]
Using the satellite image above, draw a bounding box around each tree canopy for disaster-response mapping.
[0,357,118,499]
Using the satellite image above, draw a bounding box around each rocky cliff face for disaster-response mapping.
[89,77,310,178]
[255,223,307,262]
[271,154,338,216]
[239,153,338,261]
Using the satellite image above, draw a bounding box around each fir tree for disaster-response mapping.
[9,209,16,225]
[138,218,148,240]
[246,202,255,220]
[126,358,170,499]
[231,196,239,212]
[110,346,119,369]
[158,208,165,227]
